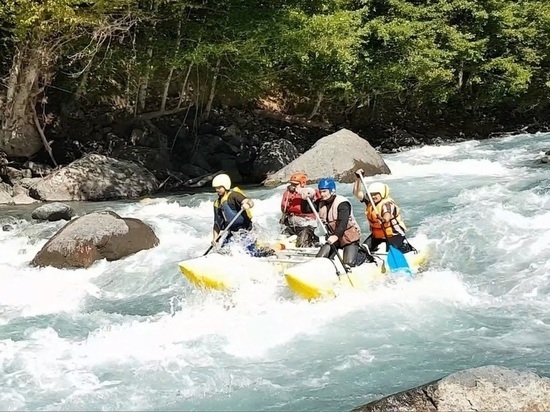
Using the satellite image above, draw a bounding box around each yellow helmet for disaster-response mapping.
[367,182,389,199]
[212,173,231,190]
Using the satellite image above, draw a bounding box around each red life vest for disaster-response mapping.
[281,189,316,218]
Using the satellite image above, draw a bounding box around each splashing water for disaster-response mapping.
[1,133,550,411]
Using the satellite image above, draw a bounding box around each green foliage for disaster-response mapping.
[1,0,550,121]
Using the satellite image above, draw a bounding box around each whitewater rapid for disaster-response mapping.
[1,133,549,411]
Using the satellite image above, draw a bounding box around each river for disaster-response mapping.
[1,133,549,411]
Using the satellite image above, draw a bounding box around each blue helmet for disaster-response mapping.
[318,178,336,192]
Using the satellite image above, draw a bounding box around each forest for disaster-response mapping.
[1,0,550,160]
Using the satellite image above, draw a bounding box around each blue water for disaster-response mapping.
[1,133,549,411]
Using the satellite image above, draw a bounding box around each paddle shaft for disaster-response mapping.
[204,207,245,256]
[306,197,353,279]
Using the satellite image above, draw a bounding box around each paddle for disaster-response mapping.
[204,207,245,256]
[359,240,387,274]
[306,197,354,286]
[357,172,413,278]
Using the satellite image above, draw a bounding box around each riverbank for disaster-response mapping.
[2,105,550,205]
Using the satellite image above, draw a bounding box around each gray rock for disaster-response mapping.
[18,177,42,190]
[251,139,299,181]
[0,123,43,158]
[31,211,159,269]
[112,146,173,173]
[12,184,38,204]
[202,134,239,155]
[31,202,75,221]
[352,365,550,412]
[28,154,158,201]
[0,182,14,204]
[3,166,32,184]
[263,129,391,187]
[0,150,7,166]
[23,160,53,177]
[221,124,243,147]
[179,163,208,178]
[208,153,242,184]
[12,193,38,205]
[129,128,146,146]
[128,120,168,149]
[191,151,213,172]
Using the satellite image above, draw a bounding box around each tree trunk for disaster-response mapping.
[160,70,173,113]
[0,43,43,158]
[138,46,153,112]
[458,61,464,90]
[160,16,183,112]
[75,64,90,101]
[204,58,221,120]
[5,49,22,107]
[137,0,159,113]
[308,91,324,119]
[177,63,194,109]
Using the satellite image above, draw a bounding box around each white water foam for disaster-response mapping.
[1,134,550,411]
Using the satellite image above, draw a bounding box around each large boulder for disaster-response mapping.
[29,154,158,201]
[31,202,76,221]
[352,365,550,412]
[11,184,38,204]
[3,166,32,184]
[250,139,300,182]
[31,211,159,269]
[0,182,13,204]
[0,124,43,158]
[23,160,53,177]
[0,182,38,205]
[541,150,549,163]
[262,129,390,187]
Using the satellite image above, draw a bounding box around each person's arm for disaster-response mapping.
[231,192,254,210]
[242,198,254,209]
[281,191,289,213]
[296,187,316,199]
[380,203,394,225]
[213,206,221,242]
[353,177,364,201]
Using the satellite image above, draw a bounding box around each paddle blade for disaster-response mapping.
[387,245,413,278]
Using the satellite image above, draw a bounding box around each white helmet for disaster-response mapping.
[212,173,231,190]
[367,182,389,198]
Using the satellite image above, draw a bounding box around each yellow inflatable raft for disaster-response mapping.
[284,235,430,300]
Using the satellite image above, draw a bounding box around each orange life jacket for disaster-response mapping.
[366,197,406,239]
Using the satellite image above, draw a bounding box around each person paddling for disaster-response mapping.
[352,169,414,253]
[280,173,320,247]
[311,178,361,268]
[211,173,274,257]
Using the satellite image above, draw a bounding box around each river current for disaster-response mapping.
[1,133,549,411]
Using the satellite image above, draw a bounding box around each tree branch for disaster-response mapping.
[32,105,57,167]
